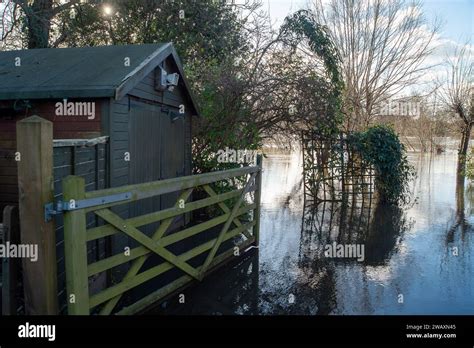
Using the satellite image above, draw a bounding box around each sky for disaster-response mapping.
[265,0,473,43]
[422,0,473,43]
[264,0,307,27]
[264,0,473,96]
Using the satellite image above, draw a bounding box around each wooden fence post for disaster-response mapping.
[16,116,58,314]
[253,154,263,246]
[62,175,90,315]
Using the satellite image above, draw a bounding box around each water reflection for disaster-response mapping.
[300,189,412,266]
[447,174,471,242]
[160,152,474,315]
[158,249,260,315]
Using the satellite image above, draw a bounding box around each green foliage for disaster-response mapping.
[281,10,343,93]
[282,12,414,206]
[348,125,415,205]
[280,10,344,136]
[57,0,245,65]
[192,60,262,174]
[29,1,343,176]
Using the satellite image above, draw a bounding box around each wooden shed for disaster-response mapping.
[0,43,198,207]
[0,44,200,311]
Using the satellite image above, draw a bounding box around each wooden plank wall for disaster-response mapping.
[109,59,194,211]
[0,99,103,212]
[0,124,17,213]
[52,142,108,313]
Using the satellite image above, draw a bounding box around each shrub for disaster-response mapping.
[349,125,415,205]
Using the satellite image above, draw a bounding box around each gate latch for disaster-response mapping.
[44,192,132,222]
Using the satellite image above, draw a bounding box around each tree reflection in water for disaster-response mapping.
[297,180,412,313]
[447,175,472,242]
[158,249,260,315]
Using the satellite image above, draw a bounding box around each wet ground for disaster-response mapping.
[159,151,474,315]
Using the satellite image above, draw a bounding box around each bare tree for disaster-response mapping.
[1,1,22,49]
[1,0,81,49]
[309,0,439,131]
[192,7,339,172]
[438,44,474,178]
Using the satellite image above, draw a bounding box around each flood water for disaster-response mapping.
[161,151,474,315]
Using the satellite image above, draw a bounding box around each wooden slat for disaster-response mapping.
[60,161,262,315]
[199,172,257,278]
[86,186,255,241]
[63,176,90,315]
[159,204,255,247]
[89,221,255,310]
[253,155,263,245]
[0,140,16,148]
[116,235,256,315]
[202,184,252,239]
[16,116,58,315]
[84,165,258,208]
[87,204,256,276]
[53,136,109,148]
[0,166,17,176]
[154,188,193,240]
[94,209,200,279]
[2,206,20,315]
[98,188,193,315]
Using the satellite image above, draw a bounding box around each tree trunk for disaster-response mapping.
[26,0,53,49]
[456,122,472,178]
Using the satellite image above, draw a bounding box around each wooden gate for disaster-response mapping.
[61,160,262,315]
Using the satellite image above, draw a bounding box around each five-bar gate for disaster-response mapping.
[61,159,262,315]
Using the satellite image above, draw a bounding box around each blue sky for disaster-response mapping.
[265,0,473,44]
[265,0,473,93]
[423,0,473,42]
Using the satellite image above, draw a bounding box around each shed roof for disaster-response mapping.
[0,43,199,115]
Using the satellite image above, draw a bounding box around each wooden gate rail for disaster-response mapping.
[62,159,262,315]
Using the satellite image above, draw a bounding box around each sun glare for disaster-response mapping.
[103,5,113,16]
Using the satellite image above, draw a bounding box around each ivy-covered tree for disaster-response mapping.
[280,10,344,137]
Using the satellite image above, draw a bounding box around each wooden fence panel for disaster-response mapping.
[52,137,108,314]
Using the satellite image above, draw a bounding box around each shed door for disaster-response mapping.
[160,108,185,226]
[129,101,161,232]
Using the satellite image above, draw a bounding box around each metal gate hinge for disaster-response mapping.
[44,192,132,222]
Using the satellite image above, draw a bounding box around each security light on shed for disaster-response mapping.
[167,73,180,87]
[155,66,180,91]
